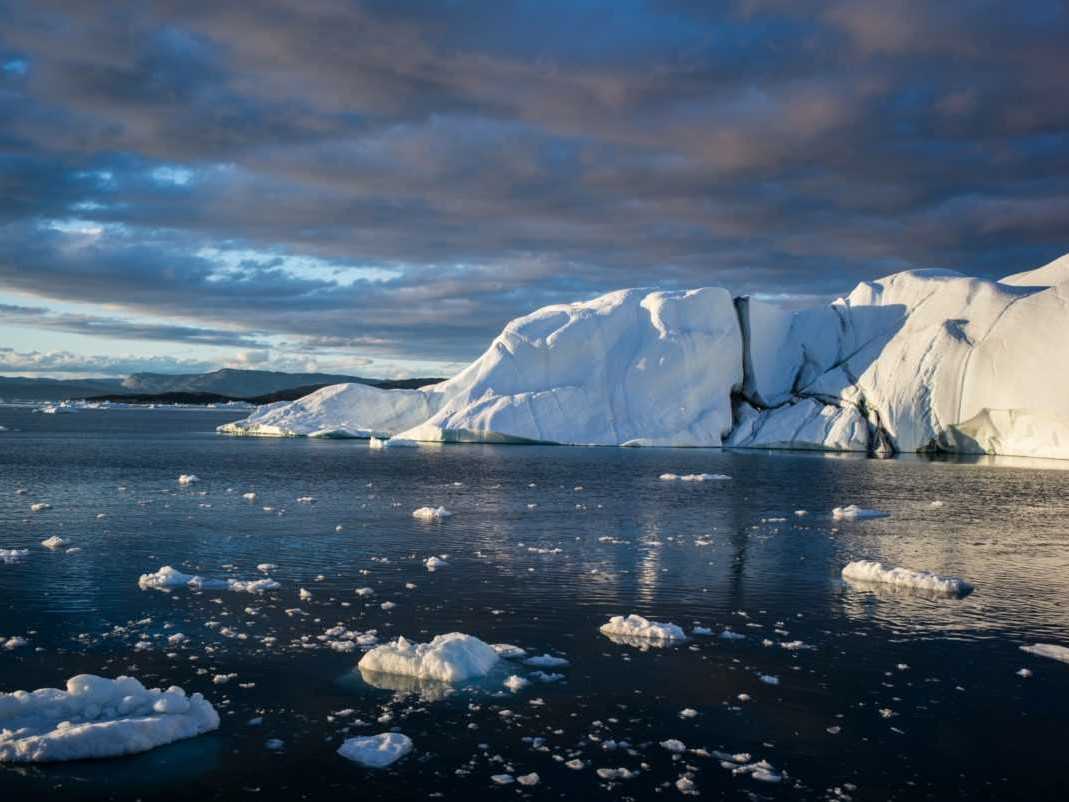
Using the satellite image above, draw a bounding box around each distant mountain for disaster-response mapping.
[0,369,447,403]
[0,376,126,401]
[121,368,373,397]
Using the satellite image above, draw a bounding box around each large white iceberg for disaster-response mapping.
[218,253,1069,459]
[357,633,499,683]
[0,674,219,763]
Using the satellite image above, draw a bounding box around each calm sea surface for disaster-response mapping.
[1,406,1068,801]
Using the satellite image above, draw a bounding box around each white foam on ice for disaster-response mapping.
[337,732,412,767]
[357,633,499,683]
[0,674,219,763]
[842,560,974,597]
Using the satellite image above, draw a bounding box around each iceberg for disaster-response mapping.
[357,633,499,683]
[0,674,219,763]
[841,560,974,597]
[337,732,413,768]
[599,614,686,643]
[218,253,1069,459]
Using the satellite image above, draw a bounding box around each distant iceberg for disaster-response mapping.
[219,253,1069,460]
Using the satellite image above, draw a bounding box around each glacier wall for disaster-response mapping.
[219,253,1069,460]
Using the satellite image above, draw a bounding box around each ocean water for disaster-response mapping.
[1,406,1068,801]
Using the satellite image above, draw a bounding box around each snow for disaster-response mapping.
[357,633,500,683]
[832,505,889,520]
[217,254,1069,459]
[138,565,280,593]
[412,506,452,521]
[1020,643,1069,665]
[0,674,219,763]
[842,560,974,597]
[599,614,686,643]
[337,732,412,768]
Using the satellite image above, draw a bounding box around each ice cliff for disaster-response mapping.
[219,253,1069,460]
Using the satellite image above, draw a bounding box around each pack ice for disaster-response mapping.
[0,674,219,762]
[358,633,500,683]
[219,253,1069,459]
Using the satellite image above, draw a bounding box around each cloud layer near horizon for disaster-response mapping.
[1,0,1067,372]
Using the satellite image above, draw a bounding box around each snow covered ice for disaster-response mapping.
[337,732,413,768]
[0,674,219,763]
[217,253,1069,460]
[1020,643,1069,665]
[842,560,974,597]
[138,565,280,593]
[599,614,686,643]
[358,633,500,683]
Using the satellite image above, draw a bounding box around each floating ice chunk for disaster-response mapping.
[599,614,686,643]
[40,536,67,550]
[758,674,780,685]
[412,506,452,521]
[1020,643,1069,665]
[0,674,219,763]
[30,503,51,513]
[680,708,698,718]
[424,556,448,572]
[691,626,713,636]
[4,637,28,650]
[355,587,375,597]
[842,560,973,596]
[0,549,29,564]
[491,774,514,785]
[492,644,526,659]
[177,474,199,485]
[358,633,499,683]
[719,629,746,640]
[524,654,569,668]
[337,732,412,768]
[257,563,277,573]
[832,505,889,520]
[504,675,529,692]
[138,566,280,593]
[296,496,315,504]
[517,773,540,786]
[597,767,638,779]
[846,560,974,598]
[242,492,257,501]
[299,588,312,601]
[660,473,730,482]
[661,738,686,753]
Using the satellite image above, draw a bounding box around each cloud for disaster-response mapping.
[0,347,219,376]
[0,0,1065,367]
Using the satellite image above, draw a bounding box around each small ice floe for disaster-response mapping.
[3,636,28,650]
[242,492,257,502]
[177,474,200,486]
[692,626,713,636]
[599,614,686,647]
[296,496,315,504]
[355,587,375,597]
[491,774,514,785]
[257,563,277,573]
[661,738,686,753]
[299,588,313,601]
[30,503,51,513]
[0,674,219,763]
[720,629,746,640]
[492,644,527,659]
[524,654,569,668]
[679,708,698,718]
[832,505,889,520]
[504,675,529,692]
[660,473,730,482]
[794,510,808,516]
[0,548,29,564]
[596,767,638,780]
[517,773,540,786]
[358,633,499,683]
[842,560,973,597]
[412,506,452,521]
[138,565,280,594]
[424,556,448,572]
[1017,668,1033,678]
[40,536,67,550]
[1020,643,1069,665]
[337,733,413,768]
[758,674,780,685]
[265,738,285,751]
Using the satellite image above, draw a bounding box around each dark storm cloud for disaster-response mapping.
[0,0,1067,364]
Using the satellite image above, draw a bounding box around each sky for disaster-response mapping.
[1,0,1067,379]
